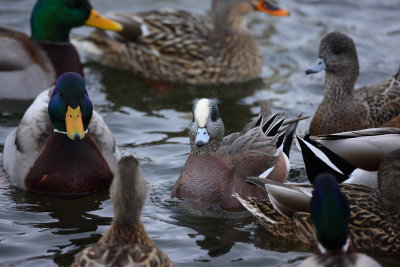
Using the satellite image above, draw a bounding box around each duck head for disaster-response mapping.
[31,0,122,43]
[188,98,225,156]
[212,0,288,31]
[306,32,359,79]
[48,72,93,141]
[213,0,289,16]
[311,173,350,253]
[110,156,147,225]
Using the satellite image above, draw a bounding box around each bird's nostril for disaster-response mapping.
[74,133,81,141]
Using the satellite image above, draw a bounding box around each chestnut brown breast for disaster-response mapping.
[25,132,113,195]
[171,154,267,210]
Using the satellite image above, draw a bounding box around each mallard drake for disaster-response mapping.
[0,0,122,100]
[72,156,175,267]
[74,0,289,85]
[234,149,400,255]
[297,174,381,267]
[306,31,400,135]
[171,98,304,210]
[297,128,400,186]
[3,72,120,194]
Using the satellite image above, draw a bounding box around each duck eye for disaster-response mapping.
[66,1,81,9]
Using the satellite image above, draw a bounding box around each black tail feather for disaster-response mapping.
[297,135,356,184]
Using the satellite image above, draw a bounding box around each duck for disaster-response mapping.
[2,72,120,194]
[73,0,289,85]
[305,31,400,135]
[234,149,400,255]
[297,173,381,267]
[171,98,304,210]
[296,128,400,186]
[0,0,122,100]
[71,156,175,267]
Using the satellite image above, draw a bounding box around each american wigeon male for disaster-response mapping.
[171,98,301,210]
[306,31,400,135]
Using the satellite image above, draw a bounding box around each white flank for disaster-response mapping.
[259,166,275,178]
[344,169,378,187]
[283,152,290,174]
[194,99,210,128]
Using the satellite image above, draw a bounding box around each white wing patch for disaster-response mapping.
[194,98,210,128]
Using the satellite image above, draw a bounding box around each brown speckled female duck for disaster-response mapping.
[72,156,175,267]
[74,0,289,85]
[234,148,400,255]
[0,0,122,100]
[306,31,400,135]
[171,98,302,210]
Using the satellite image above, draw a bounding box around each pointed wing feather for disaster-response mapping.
[357,75,400,126]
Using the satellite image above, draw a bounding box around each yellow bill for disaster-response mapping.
[85,9,123,31]
[65,106,85,141]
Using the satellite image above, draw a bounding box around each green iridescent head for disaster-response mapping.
[48,72,93,141]
[30,0,122,43]
[310,173,350,252]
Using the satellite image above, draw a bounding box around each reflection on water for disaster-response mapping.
[1,0,400,266]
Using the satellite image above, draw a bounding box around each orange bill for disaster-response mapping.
[65,106,85,141]
[256,0,289,16]
[85,9,123,31]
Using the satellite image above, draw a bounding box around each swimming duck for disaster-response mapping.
[0,0,122,100]
[297,174,381,267]
[2,72,120,194]
[297,128,400,186]
[72,156,174,267]
[171,98,303,210]
[306,31,400,135]
[234,149,400,255]
[74,0,289,85]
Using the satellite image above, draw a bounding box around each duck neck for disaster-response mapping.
[212,6,258,53]
[323,71,357,101]
[100,221,153,245]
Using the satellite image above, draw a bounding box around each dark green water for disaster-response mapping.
[1,0,400,266]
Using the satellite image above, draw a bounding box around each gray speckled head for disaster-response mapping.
[318,32,359,76]
[188,98,225,155]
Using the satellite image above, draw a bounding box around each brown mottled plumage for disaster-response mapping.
[72,156,175,267]
[171,99,303,210]
[74,0,289,85]
[235,148,400,255]
[306,31,400,135]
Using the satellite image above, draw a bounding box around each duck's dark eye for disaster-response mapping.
[66,1,82,9]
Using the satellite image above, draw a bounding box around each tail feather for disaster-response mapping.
[296,135,356,184]
[282,114,306,157]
